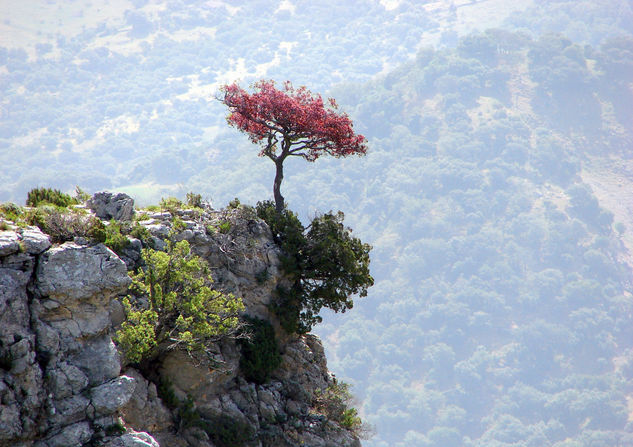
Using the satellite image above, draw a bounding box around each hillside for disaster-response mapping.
[312,28,633,447]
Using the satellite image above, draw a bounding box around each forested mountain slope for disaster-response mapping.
[312,29,633,446]
[2,1,633,446]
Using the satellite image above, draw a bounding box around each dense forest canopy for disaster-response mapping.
[2,1,633,446]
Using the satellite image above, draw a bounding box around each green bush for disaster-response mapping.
[130,223,151,242]
[160,196,183,214]
[256,201,373,334]
[314,379,364,434]
[26,187,78,208]
[104,220,130,254]
[255,268,269,284]
[0,203,23,223]
[74,186,90,203]
[115,236,244,364]
[186,192,203,208]
[104,422,126,436]
[25,207,106,244]
[157,377,180,410]
[228,197,241,209]
[197,414,255,447]
[218,221,231,234]
[239,316,282,384]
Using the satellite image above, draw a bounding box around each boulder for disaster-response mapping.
[104,431,161,447]
[87,191,135,221]
[17,226,51,254]
[36,242,130,302]
[91,375,136,416]
[0,231,20,256]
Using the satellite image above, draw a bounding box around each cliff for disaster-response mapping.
[0,192,362,447]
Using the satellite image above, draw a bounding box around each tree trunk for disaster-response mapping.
[273,158,285,213]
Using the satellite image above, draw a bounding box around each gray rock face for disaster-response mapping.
[18,226,51,254]
[36,242,130,301]
[87,191,135,221]
[0,230,154,447]
[45,421,93,447]
[0,206,362,447]
[0,230,20,256]
[91,375,136,416]
[104,431,161,447]
[120,368,174,434]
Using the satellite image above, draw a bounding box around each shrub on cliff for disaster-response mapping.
[26,187,78,208]
[26,207,106,244]
[116,231,244,364]
[256,201,373,334]
[239,316,282,384]
[314,379,370,437]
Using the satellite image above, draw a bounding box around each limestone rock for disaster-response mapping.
[0,231,20,256]
[47,362,89,399]
[87,191,135,221]
[36,242,130,302]
[17,226,51,254]
[51,394,90,426]
[45,421,93,447]
[70,336,121,386]
[119,368,174,433]
[91,375,136,416]
[0,207,364,447]
[104,431,161,447]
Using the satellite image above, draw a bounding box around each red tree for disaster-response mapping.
[219,80,368,212]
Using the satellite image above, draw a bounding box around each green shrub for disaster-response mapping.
[255,268,269,284]
[130,223,152,246]
[228,197,241,209]
[104,220,130,254]
[197,414,255,447]
[25,207,106,244]
[26,187,78,208]
[0,203,23,223]
[160,196,183,215]
[314,379,364,434]
[74,186,91,203]
[104,422,126,436]
[115,236,244,364]
[186,192,203,208]
[256,201,373,334]
[179,395,201,428]
[239,316,282,384]
[218,221,231,234]
[341,408,362,430]
[157,377,180,410]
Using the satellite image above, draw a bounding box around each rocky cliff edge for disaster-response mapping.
[0,193,362,447]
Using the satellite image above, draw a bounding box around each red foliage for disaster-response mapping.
[220,80,367,161]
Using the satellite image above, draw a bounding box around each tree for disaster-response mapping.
[219,80,368,212]
[256,201,373,333]
[116,229,244,364]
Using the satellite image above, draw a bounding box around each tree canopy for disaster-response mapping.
[256,201,373,334]
[219,80,368,211]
